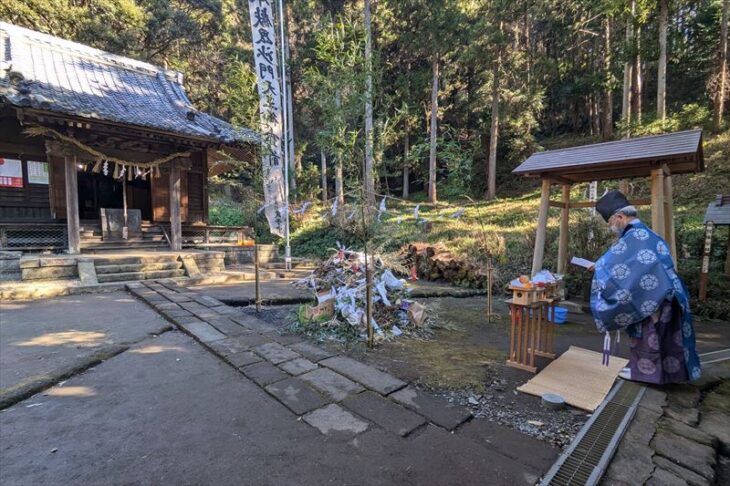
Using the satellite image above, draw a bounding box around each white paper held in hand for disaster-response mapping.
[571,256,595,269]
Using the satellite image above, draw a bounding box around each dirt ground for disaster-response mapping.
[244,296,730,448]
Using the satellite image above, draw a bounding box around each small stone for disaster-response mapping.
[468,396,479,405]
[527,420,544,427]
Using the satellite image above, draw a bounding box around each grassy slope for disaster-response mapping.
[286,130,729,311]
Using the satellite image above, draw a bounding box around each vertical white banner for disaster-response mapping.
[249,0,286,236]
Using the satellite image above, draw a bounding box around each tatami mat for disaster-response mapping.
[517,346,628,412]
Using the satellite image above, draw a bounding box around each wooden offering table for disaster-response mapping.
[506,298,558,373]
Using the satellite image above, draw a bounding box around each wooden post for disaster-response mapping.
[531,178,552,276]
[699,222,714,301]
[254,243,261,312]
[169,163,182,251]
[557,184,571,274]
[64,154,80,254]
[662,165,677,262]
[726,227,730,276]
[650,168,666,238]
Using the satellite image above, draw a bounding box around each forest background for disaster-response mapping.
[2,0,729,314]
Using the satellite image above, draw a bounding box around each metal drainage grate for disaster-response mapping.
[540,380,645,486]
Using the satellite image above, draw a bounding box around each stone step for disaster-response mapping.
[92,254,182,266]
[81,243,169,253]
[96,269,186,283]
[95,261,182,275]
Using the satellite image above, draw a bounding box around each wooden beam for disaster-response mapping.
[548,200,566,209]
[64,155,80,254]
[169,164,182,251]
[726,227,730,276]
[650,168,666,237]
[531,179,552,276]
[565,198,651,209]
[549,175,573,185]
[662,165,677,262]
[557,185,571,274]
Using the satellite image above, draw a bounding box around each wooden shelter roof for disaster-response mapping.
[513,130,704,183]
[704,195,730,225]
[0,22,258,146]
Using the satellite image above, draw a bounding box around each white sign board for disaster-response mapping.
[248,0,286,237]
[28,161,49,185]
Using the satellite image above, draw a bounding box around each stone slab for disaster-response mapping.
[230,315,278,333]
[698,410,730,456]
[288,342,338,362]
[342,391,426,437]
[180,256,201,278]
[659,416,717,448]
[319,356,405,395]
[303,404,369,437]
[179,302,209,314]
[265,377,330,415]
[162,309,194,319]
[224,351,262,368]
[179,320,226,343]
[653,455,711,486]
[163,293,192,303]
[665,404,699,426]
[18,258,40,269]
[252,342,299,365]
[389,386,471,430]
[40,256,77,267]
[207,335,268,356]
[299,368,364,402]
[666,383,701,409]
[154,302,181,311]
[194,295,226,307]
[241,361,288,387]
[265,332,303,346]
[279,358,318,376]
[209,305,237,315]
[173,315,208,326]
[604,440,655,486]
[22,266,76,280]
[646,467,688,486]
[651,430,716,481]
[624,406,662,446]
[204,317,249,337]
[77,260,98,285]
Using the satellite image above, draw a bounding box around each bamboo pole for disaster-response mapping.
[254,243,261,312]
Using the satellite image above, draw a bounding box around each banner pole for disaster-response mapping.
[278,0,292,270]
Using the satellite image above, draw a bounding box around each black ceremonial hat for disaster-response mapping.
[596,190,631,222]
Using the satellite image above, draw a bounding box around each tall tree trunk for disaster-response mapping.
[402,132,409,199]
[428,55,439,204]
[363,0,375,205]
[320,148,327,204]
[487,43,501,201]
[713,0,729,131]
[631,26,642,124]
[657,0,668,121]
[621,2,634,138]
[602,16,613,140]
[592,94,601,135]
[335,155,344,204]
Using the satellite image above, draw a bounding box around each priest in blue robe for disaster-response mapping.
[589,190,700,384]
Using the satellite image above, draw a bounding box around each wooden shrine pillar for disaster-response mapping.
[650,167,666,242]
[169,163,182,251]
[662,165,677,262]
[64,154,81,254]
[531,178,551,276]
[557,185,571,274]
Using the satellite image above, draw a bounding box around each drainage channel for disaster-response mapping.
[700,347,730,365]
[540,380,645,486]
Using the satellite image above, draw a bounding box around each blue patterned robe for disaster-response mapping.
[590,220,701,381]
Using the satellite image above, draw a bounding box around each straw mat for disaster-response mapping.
[517,346,628,412]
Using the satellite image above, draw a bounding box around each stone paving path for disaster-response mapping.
[126,280,474,439]
[603,369,730,485]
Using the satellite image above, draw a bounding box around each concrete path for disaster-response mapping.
[0,292,171,405]
[0,280,557,485]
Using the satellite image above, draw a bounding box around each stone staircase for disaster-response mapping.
[93,254,186,283]
[80,222,169,253]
